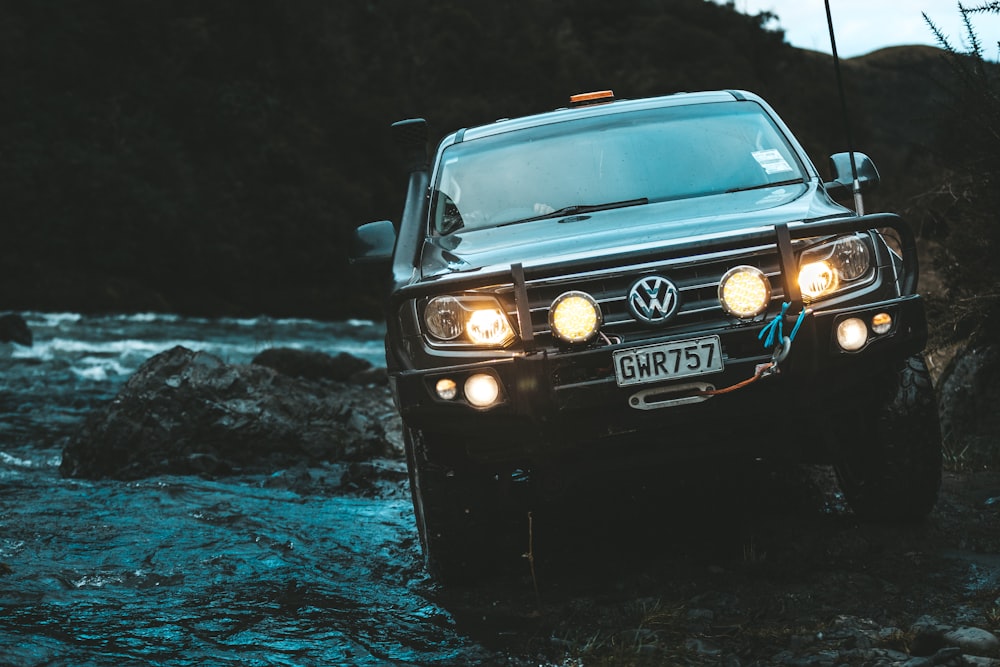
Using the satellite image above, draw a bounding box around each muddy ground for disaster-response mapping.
[418,463,1000,665]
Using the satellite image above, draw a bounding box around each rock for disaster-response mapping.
[780,649,839,666]
[929,646,963,665]
[684,637,721,657]
[937,343,1000,450]
[910,616,954,657]
[60,346,400,480]
[0,313,31,346]
[349,365,389,386]
[338,460,408,497]
[944,627,1000,657]
[901,646,963,667]
[252,347,372,382]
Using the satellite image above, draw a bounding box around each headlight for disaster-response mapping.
[799,260,838,300]
[466,308,513,345]
[798,234,873,302]
[718,266,771,318]
[423,295,515,346]
[549,291,602,343]
[424,296,464,340]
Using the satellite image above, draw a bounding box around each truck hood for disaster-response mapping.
[420,183,852,279]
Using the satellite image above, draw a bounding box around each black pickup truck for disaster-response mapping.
[354,89,942,582]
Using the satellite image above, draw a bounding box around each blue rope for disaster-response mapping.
[788,306,807,341]
[759,302,788,348]
[759,302,807,349]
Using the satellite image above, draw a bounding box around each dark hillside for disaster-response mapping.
[0,0,958,318]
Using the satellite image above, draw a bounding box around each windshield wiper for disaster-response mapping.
[501,197,649,226]
[726,178,806,194]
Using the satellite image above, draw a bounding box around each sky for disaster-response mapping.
[723,0,1000,58]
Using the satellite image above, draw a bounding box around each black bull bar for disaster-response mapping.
[389,213,919,359]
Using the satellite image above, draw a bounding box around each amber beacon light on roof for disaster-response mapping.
[569,90,615,106]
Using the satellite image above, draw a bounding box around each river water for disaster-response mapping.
[0,313,491,666]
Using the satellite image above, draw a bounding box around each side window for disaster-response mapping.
[435,194,464,234]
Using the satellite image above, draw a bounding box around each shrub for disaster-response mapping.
[922,3,1000,344]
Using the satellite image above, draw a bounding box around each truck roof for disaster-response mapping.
[449,89,756,146]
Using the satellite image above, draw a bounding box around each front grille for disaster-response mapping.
[496,243,786,348]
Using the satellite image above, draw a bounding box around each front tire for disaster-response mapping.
[834,355,943,520]
[405,428,528,583]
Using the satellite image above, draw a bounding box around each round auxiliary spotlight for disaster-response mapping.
[548,291,603,343]
[719,266,771,318]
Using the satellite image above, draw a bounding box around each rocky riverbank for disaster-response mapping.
[60,345,401,480]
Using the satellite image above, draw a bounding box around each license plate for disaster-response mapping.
[613,336,724,387]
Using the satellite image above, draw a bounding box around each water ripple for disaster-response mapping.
[0,314,489,666]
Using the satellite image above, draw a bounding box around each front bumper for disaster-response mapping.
[389,213,927,467]
[393,292,927,464]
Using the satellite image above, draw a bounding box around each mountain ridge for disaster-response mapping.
[0,0,966,318]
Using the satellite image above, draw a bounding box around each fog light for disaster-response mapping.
[464,373,500,408]
[435,378,457,400]
[871,312,892,335]
[549,291,602,343]
[836,317,868,351]
[718,266,770,318]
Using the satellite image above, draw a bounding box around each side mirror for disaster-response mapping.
[351,220,396,264]
[824,152,880,196]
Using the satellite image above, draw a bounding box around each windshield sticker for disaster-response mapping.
[752,149,793,175]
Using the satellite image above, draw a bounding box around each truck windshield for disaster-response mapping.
[430,101,807,234]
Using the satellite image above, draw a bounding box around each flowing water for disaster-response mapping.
[0,313,487,666]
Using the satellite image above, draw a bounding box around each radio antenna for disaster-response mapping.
[823,0,864,215]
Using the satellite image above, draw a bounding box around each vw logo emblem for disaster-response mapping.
[627,275,679,324]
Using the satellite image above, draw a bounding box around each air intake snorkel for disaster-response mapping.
[390,118,430,286]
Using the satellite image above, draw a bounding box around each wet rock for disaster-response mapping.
[348,365,389,386]
[943,627,1000,657]
[929,646,963,665]
[880,648,915,662]
[0,313,31,346]
[778,649,840,666]
[910,616,954,656]
[252,347,372,382]
[937,343,1000,452]
[61,345,400,480]
[762,613,999,667]
[788,633,817,651]
[826,614,880,650]
[338,460,409,497]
